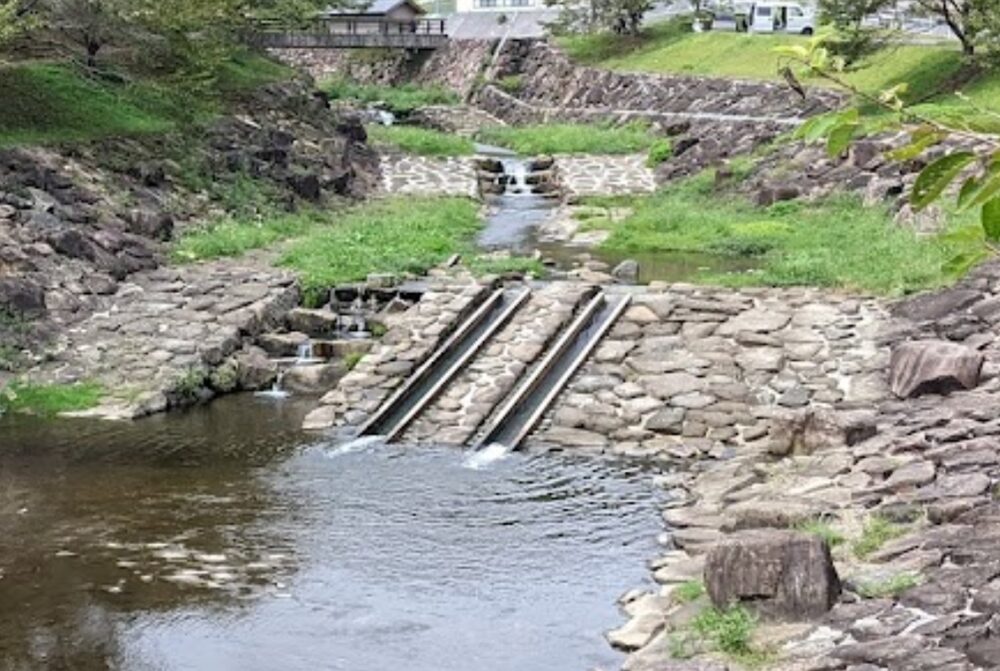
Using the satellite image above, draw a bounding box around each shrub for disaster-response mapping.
[646,138,673,167]
[496,75,523,94]
[853,516,909,559]
[857,572,921,598]
[797,519,846,548]
[673,580,706,604]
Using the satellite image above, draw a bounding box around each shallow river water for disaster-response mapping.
[0,395,661,671]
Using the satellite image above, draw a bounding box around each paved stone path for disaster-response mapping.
[379,153,479,198]
[557,155,657,198]
[27,257,299,420]
[404,282,592,445]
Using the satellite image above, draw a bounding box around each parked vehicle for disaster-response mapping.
[738,1,815,34]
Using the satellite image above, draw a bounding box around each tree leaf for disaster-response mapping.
[911,152,976,211]
[943,249,990,278]
[886,130,945,161]
[983,196,1000,243]
[826,123,858,157]
[773,45,810,59]
[958,160,1000,210]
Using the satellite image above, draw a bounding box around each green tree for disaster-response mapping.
[546,0,653,35]
[818,0,893,64]
[0,0,40,48]
[911,0,1000,57]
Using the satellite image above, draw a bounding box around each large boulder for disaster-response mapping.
[889,340,984,398]
[705,529,840,620]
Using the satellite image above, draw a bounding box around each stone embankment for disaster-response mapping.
[270,39,494,99]
[605,262,1000,670]
[379,153,480,197]
[1,77,379,405]
[32,257,299,419]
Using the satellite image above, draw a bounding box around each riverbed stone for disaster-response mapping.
[705,530,840,620]
[889,340,984,398]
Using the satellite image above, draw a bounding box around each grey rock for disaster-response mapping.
[0,277,46,315]
[283,362,346,393]
[286,307,340,337]
[646,407,686,434]
[705,529,840,620]
[889,340,984,398]
[234,346,278,390]
[612,259,640,283]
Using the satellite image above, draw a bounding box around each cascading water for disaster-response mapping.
[477,149,557,251]
[296,340,314,363]
[256,369,290,400]
[501,157,529,195]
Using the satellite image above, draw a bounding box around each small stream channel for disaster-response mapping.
[472,144,758,283]
[0,396,661,670]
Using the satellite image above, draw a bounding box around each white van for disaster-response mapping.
[746,2,815,34]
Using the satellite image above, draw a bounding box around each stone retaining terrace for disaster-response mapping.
[25,256,300,420]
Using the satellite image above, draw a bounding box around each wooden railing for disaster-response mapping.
[252,17,449,50]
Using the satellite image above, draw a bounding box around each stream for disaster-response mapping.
[0,396,661,670]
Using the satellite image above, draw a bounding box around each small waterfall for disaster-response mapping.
[296,340,314,363]
[501,157,528,195]
[255,369,290,400]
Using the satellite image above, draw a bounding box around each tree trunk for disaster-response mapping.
[86,38,100,68]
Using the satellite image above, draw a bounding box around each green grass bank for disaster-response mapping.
[557,21,1000,129]
[0,52,292,147]
[582,171,976,295]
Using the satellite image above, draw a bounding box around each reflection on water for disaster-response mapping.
[0,396,660,671]
[537,242,761,284]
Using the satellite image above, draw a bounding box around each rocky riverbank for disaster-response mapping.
[0,75,380,412]
[297,257,1000,669]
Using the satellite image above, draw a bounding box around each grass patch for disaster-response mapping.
[647,138,673,167]
[0,381,103,416]
[673,580,706,604]
[321,79,459,115]
[0,63,174,146]
[476,122,659,155]
[367,124,475,156]
[853,515,909,559]
[671,605,774,666]
[465,254,547,277]
[280,197,480,296]
[173,210,321,262]
[857,572,921,598]
[598,172,977,295]
[344,351,365,371]
[797,519,846,548]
